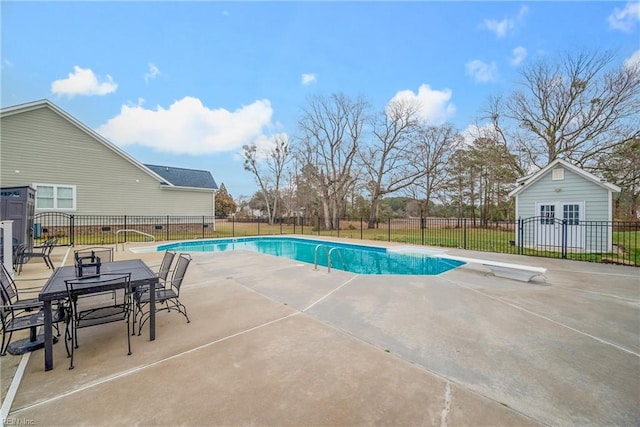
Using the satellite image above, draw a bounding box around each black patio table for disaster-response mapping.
[39,259,158,371]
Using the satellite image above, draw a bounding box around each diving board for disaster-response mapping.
[445,255,547,282]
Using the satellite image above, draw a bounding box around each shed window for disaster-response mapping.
[540,204,555,224]
[552,168,564,181]
[33,183,76,211]
[563,204,580,225]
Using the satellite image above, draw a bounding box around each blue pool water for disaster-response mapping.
[158,237,464,275]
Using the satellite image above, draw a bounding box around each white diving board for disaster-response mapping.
[445,255,547,282]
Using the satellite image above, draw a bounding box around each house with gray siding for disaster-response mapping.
[509,158,620,252]
[0,100,218,218]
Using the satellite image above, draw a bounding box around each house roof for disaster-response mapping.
[509,158,621,198]
[145,165,218,190]
[1,100,217,192]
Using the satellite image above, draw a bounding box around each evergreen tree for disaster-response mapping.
[215,183,237,218]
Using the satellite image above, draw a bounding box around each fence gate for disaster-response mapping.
[519,216,579,259]
[34,212,74,245]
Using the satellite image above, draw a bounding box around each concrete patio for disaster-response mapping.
[1,240,639,426]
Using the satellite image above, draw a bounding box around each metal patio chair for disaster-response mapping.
[20,238,58,273]
[12,243,26,274]
[0,263,62,356]
[157,250,176,287]
[134,253,191,335]
[64,273,133,370]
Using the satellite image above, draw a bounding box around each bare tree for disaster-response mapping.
[242,134,290,224]
[492,50,640,169]
[297,93,368,229]
[406,123,461,216]
[596,132,640,219]
[360,98,423,228]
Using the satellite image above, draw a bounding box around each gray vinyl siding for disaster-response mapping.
[1,107,214,216]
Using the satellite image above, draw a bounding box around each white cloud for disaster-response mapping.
[97,96,274,155]
[51,66,118,97]
[1,59,13,69]
[482,5,528,38]
[624,49,640,69]
[144,63,160,83]
[608,2,640,32]
[389,84,456,125]
[510,46,527,66]
[465,60,498,83]
[301,73,317,85]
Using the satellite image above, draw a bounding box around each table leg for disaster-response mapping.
[43,301,53,371]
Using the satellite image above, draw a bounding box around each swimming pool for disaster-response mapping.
[157,237,465,275]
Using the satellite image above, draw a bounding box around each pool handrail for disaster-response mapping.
[328,247,346,273]
[313,244,329,271]
[116,229,156,252]
[314,244,347,273]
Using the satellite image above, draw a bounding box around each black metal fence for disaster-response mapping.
[33,213,639,266]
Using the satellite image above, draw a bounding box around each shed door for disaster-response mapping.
[535,202,584,249]
[562,202,584,248]
[536,203,559,247]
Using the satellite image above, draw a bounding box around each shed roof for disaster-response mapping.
[144,165,218,190]
[509,158,621,198]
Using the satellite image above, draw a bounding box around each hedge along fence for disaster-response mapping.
[33,213,638,266]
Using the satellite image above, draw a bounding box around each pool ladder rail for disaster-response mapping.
[115,229,156,251]
[314,244,347,273]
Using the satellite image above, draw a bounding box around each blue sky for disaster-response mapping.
[2,1,639,199]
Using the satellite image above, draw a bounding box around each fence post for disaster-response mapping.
[463,218,467,249]
[166,216,169,241]
[421,215,425,246]
[232,215,235,237]
[360,217,363,240]
[561,219,568,259]
[517,217,523,255]
[280,217,283,235]
[387,218,391,242]
[70,215,75,246]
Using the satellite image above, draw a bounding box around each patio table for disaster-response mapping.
[39,259,158,371]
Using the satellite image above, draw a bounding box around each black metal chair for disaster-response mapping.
[157,251,176,287]
[19,238,57,274]
[64,273,133,370]
[134,253,191,335]
[12,243,26,274]
[0,263,62,356]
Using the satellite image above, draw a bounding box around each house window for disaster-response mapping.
[540,204,555,224]
[33,184,76,211]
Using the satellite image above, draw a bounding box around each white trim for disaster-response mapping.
[32,183,77,211]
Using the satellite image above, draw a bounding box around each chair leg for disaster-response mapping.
[1,330,12,356]
[69,324,75,370]
[126,315,132,356]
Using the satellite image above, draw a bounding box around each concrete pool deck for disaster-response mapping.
[1,241,639,426]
